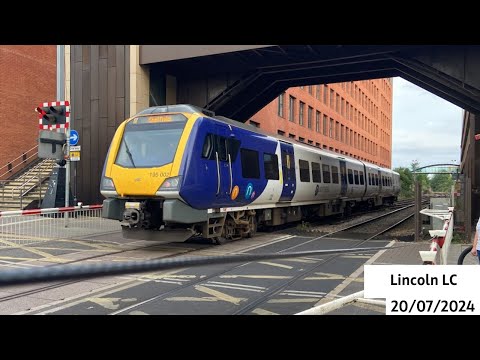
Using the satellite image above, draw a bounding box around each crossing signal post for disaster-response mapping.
[36,101,72,214]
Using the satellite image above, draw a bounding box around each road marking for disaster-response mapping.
[280,290,327,297]
[129,311,149,315]
[208,281,265,290]
[312,240,396,308]
[303,272,346,281]
[267,298,319,303]
[194,285,246,305]
[86,297,137,310]
[220,275,292,280]
[165,297,217,302]
[252,308,279,315]
[258,261,293,269]
[203,284,264,293]
[0,238,67,263]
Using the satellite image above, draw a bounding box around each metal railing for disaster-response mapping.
[0,205,119,247]
[418,207,454,265]
[0,145,39,180]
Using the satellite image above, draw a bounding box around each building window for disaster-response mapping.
[315,142,320,148]
[329,118,334,138]
[307,106,313,129]
[323,85,328,104]
[299,102,305,126]
[316,85,320,100]
[278,92,284,118]
[289,133,295,139]
[289,96,295,122]
[308,140,313,145]
[308,86,313,95]
[323,115,328,136]
[250,120,260,128]
[336,94,340,113]
[277,130,285,136]
[299,137,305,142]
[330,89,335,108]
[316,111,320,133]
[335,121,340,141]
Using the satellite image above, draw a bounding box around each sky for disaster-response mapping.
[391,77,463,170]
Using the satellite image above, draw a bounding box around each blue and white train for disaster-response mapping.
[101,105,400,244]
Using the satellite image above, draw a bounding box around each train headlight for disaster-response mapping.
[101,176,116,191]
[158,176,182,191]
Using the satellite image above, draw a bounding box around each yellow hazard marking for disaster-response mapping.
[258,261,293,269]
[220,275,292,280]
[302,272,346,281]
[165,297,218,302]
[0,255,39,261]
[194,285,246,305]
[0,238,67,263]
[86,297,136,310]
[129,311,149,315]
[267,298,320,303]
[252,308,279,315]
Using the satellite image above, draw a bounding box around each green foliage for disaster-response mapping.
[394,166,413,198]
[410,160,430,192]
[430,173,454,193]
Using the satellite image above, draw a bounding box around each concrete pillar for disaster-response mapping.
[129,45,150,117]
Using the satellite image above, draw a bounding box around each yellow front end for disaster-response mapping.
[101,112,198,198]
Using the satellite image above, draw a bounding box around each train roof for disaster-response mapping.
[134,105,397,174]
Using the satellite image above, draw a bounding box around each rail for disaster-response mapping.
[0,145,38,180]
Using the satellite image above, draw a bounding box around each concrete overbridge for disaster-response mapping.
[67,45,480,204]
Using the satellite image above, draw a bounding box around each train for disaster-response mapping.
[100,104,400,244]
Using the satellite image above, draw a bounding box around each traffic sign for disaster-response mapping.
[70,130,79,146]
[70,151,81,161]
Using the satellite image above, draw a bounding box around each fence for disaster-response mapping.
[418,207,454,265]
[0,205,119,247]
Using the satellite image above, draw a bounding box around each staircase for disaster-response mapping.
[0,159,56,210]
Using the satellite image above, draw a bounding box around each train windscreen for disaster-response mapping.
[115,114,187,168]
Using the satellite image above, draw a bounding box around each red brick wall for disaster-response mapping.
[249,79,393,168]
[0,46,56,169]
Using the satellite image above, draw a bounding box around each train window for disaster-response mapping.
[264,153,279,180]
[359,171,364,185]
[216,136,228,161]
[322,164,331,183]
[375,174,379,186]
[311,162,322,183]
[354,170,359,185]
[368,173,372,185]
[331,166,339,184]
[241,149,260,179]
[348,169,353,184]
[201,134,213,159]
[299,160,310,182]
[227,138,241,161]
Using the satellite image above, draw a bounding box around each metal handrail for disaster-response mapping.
[0,144,38,179]
[12,159,54,199]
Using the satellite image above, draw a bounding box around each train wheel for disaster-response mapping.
[214,236,227,245]
[247,216,257,238]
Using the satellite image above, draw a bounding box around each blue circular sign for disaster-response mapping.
[70,130,79,146]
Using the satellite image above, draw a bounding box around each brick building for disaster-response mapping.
[0,45,56,170]
[249,79,393,168]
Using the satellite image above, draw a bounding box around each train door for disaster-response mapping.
[339,160,347,197]
[279,142,296,202]
[213,124,234,205]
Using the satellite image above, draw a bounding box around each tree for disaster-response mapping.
[394,166,413,198]
[430,173,454,193]
[410,160,430,192]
